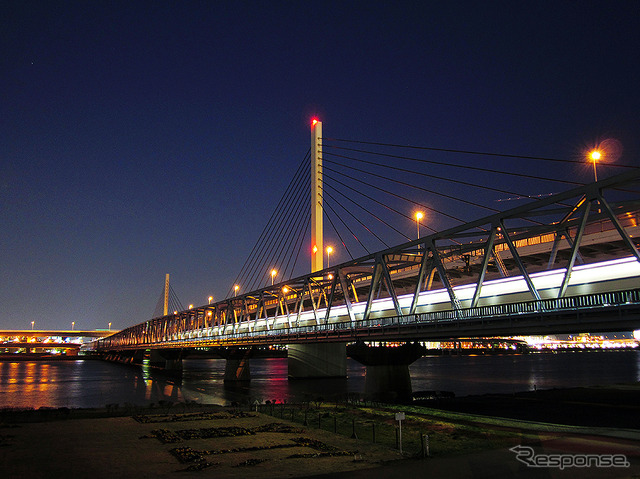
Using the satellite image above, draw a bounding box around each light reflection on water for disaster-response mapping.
[0,350,638,409]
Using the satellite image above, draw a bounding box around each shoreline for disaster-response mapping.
[2,385,639,478]
[2,383,639,428]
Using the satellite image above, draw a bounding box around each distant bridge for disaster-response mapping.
[0,330,118,356]
[0,330,116,339]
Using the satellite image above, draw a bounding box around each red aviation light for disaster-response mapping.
[311,118,319,127]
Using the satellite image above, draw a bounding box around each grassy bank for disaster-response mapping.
[257,401,538,458]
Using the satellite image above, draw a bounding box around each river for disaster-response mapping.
[0,350,638,409]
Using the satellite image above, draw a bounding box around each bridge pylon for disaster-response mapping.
[288,118,348,379]
[163,273,170,316]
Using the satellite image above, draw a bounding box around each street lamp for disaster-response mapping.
[208,296,213,304]
[108,322,112,331]
[234,284,239,296]
[271,269,277,286]
[589,150,601,182]
[326,246,333,268]
[415,211,424,240]
[72,321,75,331]
[31,321,34,330]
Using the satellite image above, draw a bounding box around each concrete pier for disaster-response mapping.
[347,342,426,401]
[148,349,184,372]
[222,347,252,382]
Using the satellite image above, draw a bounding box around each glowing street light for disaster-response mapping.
[234,284,240,296]
[589,150,602,182]
[415,211,424,240]
[271,269,277,285]
[31,321,34,330]
[72,321,75,331]
[282,286,289,294]
[208,296,213,304]
[326,246,333,268]
[108,322,112,331]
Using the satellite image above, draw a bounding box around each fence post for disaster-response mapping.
[421,434,430,458]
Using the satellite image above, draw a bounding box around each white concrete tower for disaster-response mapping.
[163,273,170,316]
[311,118,323,273]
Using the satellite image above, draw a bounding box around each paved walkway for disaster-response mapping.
[310,433,640,479]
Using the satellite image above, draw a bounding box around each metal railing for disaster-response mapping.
[94,288,640,349]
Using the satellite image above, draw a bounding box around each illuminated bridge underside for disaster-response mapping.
[96,171,640,352]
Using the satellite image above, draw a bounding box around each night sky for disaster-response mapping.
[2,1,639,331]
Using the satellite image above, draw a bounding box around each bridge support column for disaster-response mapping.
[288,343,347,379]
[148,349,184,372]
[107,350,140,365]
[223,347,251,382]
[347,342,426,402]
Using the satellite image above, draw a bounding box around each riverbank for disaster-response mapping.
[2,385,640,478]
[0,404,403,479]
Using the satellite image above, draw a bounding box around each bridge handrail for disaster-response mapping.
[95,288,640,349]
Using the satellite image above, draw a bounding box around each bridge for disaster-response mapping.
[93,121,640,397]
[1,330,117,357]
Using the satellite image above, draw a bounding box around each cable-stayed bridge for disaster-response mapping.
[94,121,640,392]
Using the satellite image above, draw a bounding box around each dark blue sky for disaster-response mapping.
[1,1,639,331]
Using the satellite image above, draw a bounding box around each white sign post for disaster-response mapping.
[395,412,405,454]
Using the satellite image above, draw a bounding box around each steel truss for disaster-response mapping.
[97,170,640,350]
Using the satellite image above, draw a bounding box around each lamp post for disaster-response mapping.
[108,322,112,331]
[271,269,277,286]
[72,321,75,331]
[208,296,213,304]
[234,285,240,296]
[415,211,424,241]
[589,150,601,182]
[31,321,34,330]
[326,246,333,268]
